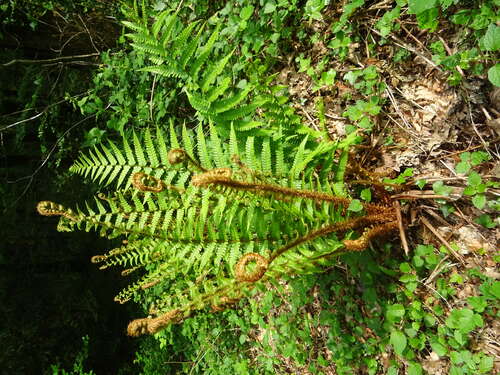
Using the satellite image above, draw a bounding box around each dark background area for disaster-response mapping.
[0,3,139,374]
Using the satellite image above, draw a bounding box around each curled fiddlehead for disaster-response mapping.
[234,253,269,282]
[127,309,182,337]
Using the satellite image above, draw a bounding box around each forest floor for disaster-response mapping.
[245,4,500,374]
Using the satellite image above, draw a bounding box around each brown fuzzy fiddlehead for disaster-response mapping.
[168,148,206,171]
[168,148,187,165]
[140,279,160,290]
[127,309,182,337]
[37,201,78,221]
[121,266,141,276]
[343,221,398,251]
[190,168,371,211]
[131,172,165,193]
[235,253,269,282]
[191,168,233,187]
[211,296,241,312]
[91,255,107,264]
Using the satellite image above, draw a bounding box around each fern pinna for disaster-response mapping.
[38,124,397,336]
[122,1,266,130]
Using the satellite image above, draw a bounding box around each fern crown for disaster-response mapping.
[39,122,397,336]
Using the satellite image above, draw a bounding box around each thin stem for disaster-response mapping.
[269,213,394,262]
[2,53,100,67]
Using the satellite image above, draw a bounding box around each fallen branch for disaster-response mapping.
[2,53,100,67]
[392,191,455,200]
[420,216,465,266]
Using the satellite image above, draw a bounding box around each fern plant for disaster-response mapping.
[122,1,266,131]
[38,123,397,336]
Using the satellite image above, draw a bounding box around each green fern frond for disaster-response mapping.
[189,23,221,78]
[200,50,234,93]
[214,101,265,122]
[186,91,212,115]
[122,5,266,129]
[211,86,252,114]
[42,118,397,336]
[181,123,195,161]
[121,20,148,34]
[229,124,240,158]
[140,65,187,79]
[62,2,386,328]
[179,26,205,69]
[260,139,272,175]
[205,76,231,103]
[208,123,226,168]
[172,20,202,55]
[152,10,176,38]
[196,125,213,170]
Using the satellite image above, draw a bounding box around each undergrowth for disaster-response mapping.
[134,245,498,375]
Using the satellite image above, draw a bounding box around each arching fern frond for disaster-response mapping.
[40,120,397,336]
[69,122,340,192]
[121,1,265,128]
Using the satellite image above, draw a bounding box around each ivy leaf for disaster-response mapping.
[446,308,483,333]
[474,214,497,228]
[455,161,470,174]
[348,199,363,212]
[263,0,276,14]
[413,255,424,267]
[453,330,467,346]
[432,181,453,196]
[305,0,328,20]
[488,64,500,87]
[390,330,407,356]
[407,362,423,375]
[399,262,411,273]
[375,6,401,36]
[479,356,494,373]
[408,0,437,14]
[386,303,405,322]
[491,281,500,299]
[416,7,439,31]
[472,194,486,209]
[482,24,500,51]
[360,188,371,202]
[459,152,471,162]
[416,179,426,189]
[467,171,482,187]
[463,186,477,196]
[470,151,490,166]
[320,69,337,86]
[467,296,488,313]
[240,5,254,20]
[430,340,447,356]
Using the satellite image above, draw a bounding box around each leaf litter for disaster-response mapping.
[253,2,500,373]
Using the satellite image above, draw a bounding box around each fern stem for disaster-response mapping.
[191,170,394,216]
[269,213,396,262]
[192,172,349,204]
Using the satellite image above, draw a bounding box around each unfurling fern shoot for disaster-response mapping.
[38,124,397,336]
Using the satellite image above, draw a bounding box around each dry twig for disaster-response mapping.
[420,216,465,266]
[369,27,441,71]
[393,200,409,255]
[2,53,100,67]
